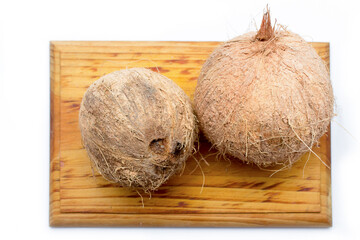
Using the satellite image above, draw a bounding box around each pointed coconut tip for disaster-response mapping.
[256,5,274,41]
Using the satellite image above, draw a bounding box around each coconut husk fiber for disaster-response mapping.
[194,10,334,167]
[79,68,198,192]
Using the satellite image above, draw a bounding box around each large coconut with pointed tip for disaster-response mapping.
[194,10,334,167]
[79,68,197,192]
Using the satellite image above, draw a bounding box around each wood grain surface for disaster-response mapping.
[50,41,331,227]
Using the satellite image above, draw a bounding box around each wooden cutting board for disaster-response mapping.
[50,41,331,227]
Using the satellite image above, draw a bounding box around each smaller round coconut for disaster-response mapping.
[194,10,334,167]
[79,68,197,192]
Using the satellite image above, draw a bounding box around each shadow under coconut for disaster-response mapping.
[89,129,329,214]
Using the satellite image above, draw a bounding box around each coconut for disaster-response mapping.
[194,10,334,167]
[79,68,197,192]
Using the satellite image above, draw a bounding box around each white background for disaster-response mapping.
[0,0,359,239]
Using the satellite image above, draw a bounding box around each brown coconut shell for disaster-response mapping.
[79,68,197,192]
[194,10,334,167]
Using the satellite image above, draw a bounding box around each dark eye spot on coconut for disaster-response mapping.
[155,165,168,175]
[149,138,166,155]
[172,142,184,156]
